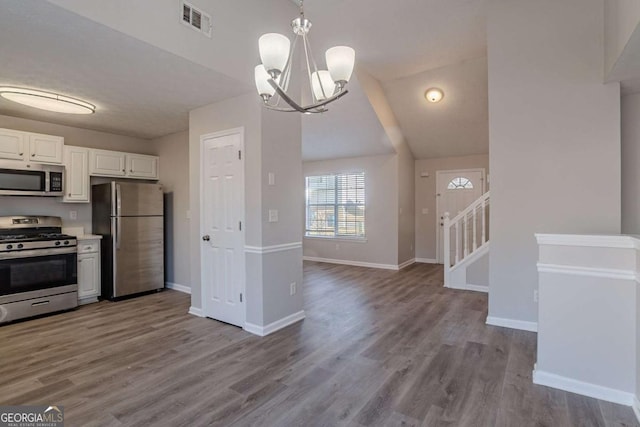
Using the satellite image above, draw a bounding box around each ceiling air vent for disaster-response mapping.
[181,1,212,37]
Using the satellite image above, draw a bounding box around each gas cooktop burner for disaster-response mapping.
[0,234,28,241]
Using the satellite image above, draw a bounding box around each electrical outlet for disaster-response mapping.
[290,282,296,296]
[69,210,77,220]
[186,210,191,220]
[533,290,539,303]
[268,172,275,186]
[268,209,278,222]
[335,243,340,250]
[422,208,429,215]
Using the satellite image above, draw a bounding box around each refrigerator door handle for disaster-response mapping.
[115,183,122,217]
[115,216,121,250]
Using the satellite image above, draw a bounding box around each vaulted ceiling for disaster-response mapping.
[0,0,491,159]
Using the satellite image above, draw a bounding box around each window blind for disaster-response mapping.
[306,173,365,238]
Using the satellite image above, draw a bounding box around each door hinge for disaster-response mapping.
[238,150,242,160]
[239,221,242,231]
[240,293,243,302]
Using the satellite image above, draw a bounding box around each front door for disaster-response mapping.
[201,129,245,327]
[436,169,484,263]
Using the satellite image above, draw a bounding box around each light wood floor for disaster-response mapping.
[0,262,637,427]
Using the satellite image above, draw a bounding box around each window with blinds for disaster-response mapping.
[305,173,365,238]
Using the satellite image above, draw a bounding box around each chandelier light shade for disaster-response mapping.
[0,87,95,114]
[311,71,336,101]
[255,65,277,99]
[255,0,355,113]
[326,46,356,85]
[258,33,291,76]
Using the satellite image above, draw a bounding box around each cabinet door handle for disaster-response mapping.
[78,259,83,263]
[31,153,35,157]
[19,152,23,156]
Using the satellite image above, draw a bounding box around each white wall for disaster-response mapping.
[535,235,638,405]
[622,93,640,234]
[487,0,621,324]
[0,114,156,232]
[153,130,190,289]
[414,154,489,261]
[189,93,303,327]
[397,141,415,265]
[303,154,398,267]
[189,93,262,320]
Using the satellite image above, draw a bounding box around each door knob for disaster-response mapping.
[202,235,210,241]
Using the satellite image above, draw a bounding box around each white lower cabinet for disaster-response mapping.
[77,238,101,304]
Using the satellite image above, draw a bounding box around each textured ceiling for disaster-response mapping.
[303,0,488,82]
[0,0,491,158]
[0,0,248,139]
[383,57,489,159]
[302,74,395,161]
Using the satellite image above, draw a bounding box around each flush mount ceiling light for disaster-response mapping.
[0,87,96,115]
[254,0,355,114]
[425,88,444,103]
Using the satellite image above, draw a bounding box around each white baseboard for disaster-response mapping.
[166,282,191,294]
[633,395,640,425]
[533,369,635,406]
[244,310,305,337]
[303,256,399,270]
[398,258,416,270]
[415,258,438,264]
[447,283,489,293]
[486,316,538,332]
[188,306,204,317]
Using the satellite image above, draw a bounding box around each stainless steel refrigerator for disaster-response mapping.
[92,182,164,299]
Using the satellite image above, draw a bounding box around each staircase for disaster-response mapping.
[443,191,490,292]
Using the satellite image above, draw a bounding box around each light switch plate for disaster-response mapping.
[268,172,275,186]
[268,209,278,222]
[422,208,429,215]
[69,210,77,220]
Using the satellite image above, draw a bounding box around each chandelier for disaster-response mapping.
[254,0,355,114]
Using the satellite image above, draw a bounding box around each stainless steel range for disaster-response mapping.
[0,216,78,324]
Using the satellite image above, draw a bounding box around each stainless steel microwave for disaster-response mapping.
[0,160,64,197]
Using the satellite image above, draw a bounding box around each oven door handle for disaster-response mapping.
[0,247,77,260]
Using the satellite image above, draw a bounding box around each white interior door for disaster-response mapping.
[201,129,245,327]
[436,169,484,263]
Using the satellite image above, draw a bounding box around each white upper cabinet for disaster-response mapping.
[64,146,90,203]
[29,133,64,164]
[90,149,127,177]
[127,153,158,179]
[0,128,27,161]
[89,149,158,180]
[0,128,63,164]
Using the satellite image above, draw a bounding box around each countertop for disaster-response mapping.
[75,234,103,241]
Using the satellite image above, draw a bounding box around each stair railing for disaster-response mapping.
[443,191,490,286]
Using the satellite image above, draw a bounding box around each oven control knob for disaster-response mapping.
[55,241,61,246]
[17,244,23,249]
[64,240,69,245]
[6,245,12,250]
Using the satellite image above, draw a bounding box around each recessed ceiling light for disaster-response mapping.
[425,88,444,103]
[0,87,95,115]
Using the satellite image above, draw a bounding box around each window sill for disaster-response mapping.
[304,235,368,243]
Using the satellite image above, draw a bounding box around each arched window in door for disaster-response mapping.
[447,177,474,190]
